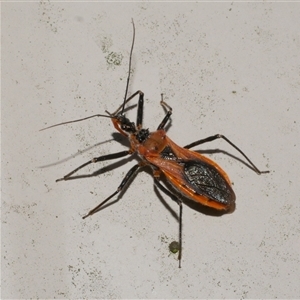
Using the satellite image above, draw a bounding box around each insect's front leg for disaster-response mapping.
[184,134,269,175]
[109,90,144,117]
[56,150,131,182]
[157,94,173,130]
[136,91,144,129]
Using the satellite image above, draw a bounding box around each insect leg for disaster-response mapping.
[154,178,183,268]
[56,150,131,182]
[157,94,173,130]
[109,90,141,116]
[184,134,269,174]
[82,163,141,219]
[136,91,144,128]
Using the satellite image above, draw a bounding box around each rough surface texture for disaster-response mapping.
[2,2,299,299]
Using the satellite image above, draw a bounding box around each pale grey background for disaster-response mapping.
[2,2,299,299]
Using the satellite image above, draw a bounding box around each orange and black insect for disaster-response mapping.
[42,20,269,267]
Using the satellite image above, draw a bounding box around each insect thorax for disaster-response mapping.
[135,128,150,143]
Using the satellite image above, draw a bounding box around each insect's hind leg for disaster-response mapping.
[56,150,131,182]
[154,177,183,268]
[157,94,173,130]
[184,134,269,175]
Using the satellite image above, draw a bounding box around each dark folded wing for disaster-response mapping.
[183,160,235,205]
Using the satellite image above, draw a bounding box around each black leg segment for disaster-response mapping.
[154,178,183,268]
[157,94,173,130]
[56,150,130,182]
[111,90,143,116]
[82,163,141,219]
[136,91,144,128]
[184,134,269,175]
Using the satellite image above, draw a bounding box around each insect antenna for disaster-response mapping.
[40,21,136,132]
[120,19,136,116]
[39,113,111,131]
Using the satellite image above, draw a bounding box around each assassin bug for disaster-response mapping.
[42,20,269,267]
